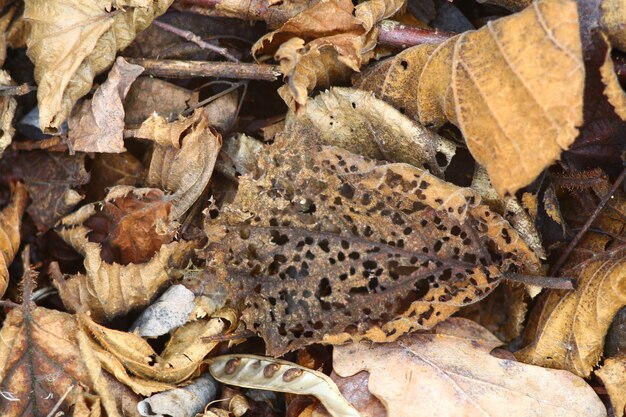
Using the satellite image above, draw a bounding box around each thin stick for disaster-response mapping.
[126,58,280,81]
[153,20,240,62]
[551,166,626,275]
[377,20,454,48]
[0,84,36,96]
[503,273,575,290]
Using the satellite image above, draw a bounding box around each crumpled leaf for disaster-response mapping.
[53,193,193,321]
[0,70,16,157]
[356,0,584,195]
[310,371,386,417]
[285,87,457,177]
[24,0,173,133]
[0,182,27,298]
[140,108,223,219]
[515,191,626,377]
[204,131,540,355]
[137,374,219,417]
[68,57,144,153]
[210,354,360,417]
[130,284,195,337]
[333,318,606,417]
[216,133,263,180]
[0,151,90,231]
[82,186,175,265]
[596,355,626,417]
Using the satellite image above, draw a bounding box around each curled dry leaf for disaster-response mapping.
[596,355,626,417]
[356,0,584,195]
[142,108,223,219]
[0,182,27,298]
[285,87,456,177]
[210,354,360,417]
[130,284,196,338]
[204,132,540,355]
[515,191,626,377]
[24,0,173,133]
[0,151,90,231]
[0,70,16,157]
[599,33,626,120]
[68,57,144,153]
[137,374,219,417]
[333,318,606,417]
[310,371,386,417]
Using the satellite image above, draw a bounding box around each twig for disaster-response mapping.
[377,20,454,48]
[503,273,575,290]
[153,20,240,62]
[551,166,626,275]
[125,58,280,81]
[11,136,68,152]
[0,84,36,96]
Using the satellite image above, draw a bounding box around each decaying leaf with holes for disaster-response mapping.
[139,108,223,219]
[24,0,173,133]
[332,318,606,417]
[0,182,27,298]
[203,131,540,355]
[285,87,456,177]
[516,191,626,377]
[596,355,626,417]
[210,355,360,417]
[53,187,194,321]
[355,0,584,195]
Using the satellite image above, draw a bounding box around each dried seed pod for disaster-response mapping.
[229,394,250,417]
[210,355,360,417]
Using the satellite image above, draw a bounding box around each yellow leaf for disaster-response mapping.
[0,182,27,298]
[596,355,626,417]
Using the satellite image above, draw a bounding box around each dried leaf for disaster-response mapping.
[285,87,456,177]
[88,152,145,202]
[137,374,219,417]
[204,132,540,355]
[216,133,263,180]
[0,182,27,298]
[210,355,360,417]
[310,371,386,417]
[601,0,626,52]
[0,70,16,157]
[130,284,195,337]
[24,0,173,133]
[0,151,90,231]
[596,355,626,417]
[357,0,584,195]
[333,318,606,417]
[599,34,626,120]
[143,108,223,219]
[68,57,144,153]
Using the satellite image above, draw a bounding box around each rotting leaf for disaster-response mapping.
[356,0,584,195]
[24,0,173,133]
[68,57,144,153]
[0,182,27,298]
[285,87,456,177]
[204,132,540,355]
[210,354,360,417]
[141,108,223,219]
[0,151,90,231]
[332,318,606,417]
[596,355,626,417]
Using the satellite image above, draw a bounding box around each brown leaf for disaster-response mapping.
[24,0,173,133]
[515,191,626,377]
[88,152,145,202]
[0,151,90,231]
[332,318,606,417]
[68,57,144,153]
[83,186,175,265]
[0,182,27,298]
[356,0,584,195]
[310,371,387,417]
[204,132,540,355]
[142,108,223,219]
[596,355,626,417]
[0,70,16,157]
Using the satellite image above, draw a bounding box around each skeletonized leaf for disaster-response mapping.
[24,0,173,133]
[210,355,360,417]
[333,318,606,417]
[68,57,144,153]
[596,355,626,417]
[357,0,584,195]
[0,182,27,298]
[204,132,540,355]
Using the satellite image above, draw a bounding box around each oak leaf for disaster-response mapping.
[0,182,27,298]
[68,57,144,153]
[333,318,606,417]
[24,0,173,133]
[596,355,626,417]
[204,132,540,355]
[356,0,584,195]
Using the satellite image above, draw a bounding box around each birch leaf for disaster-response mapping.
[0,182,27,298]
[333,318,606,417]
[24,0,173,133]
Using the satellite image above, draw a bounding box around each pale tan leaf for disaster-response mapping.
[0,70,16,157]
[601,0,626,52]
[210,355,360,417]
[333,318,606,417]
[68,57,144,153]
[0,182,27,298]
[599,33,626,120]
[596,355,626,417]
[311,371,387,417]
[24,0,173,133]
